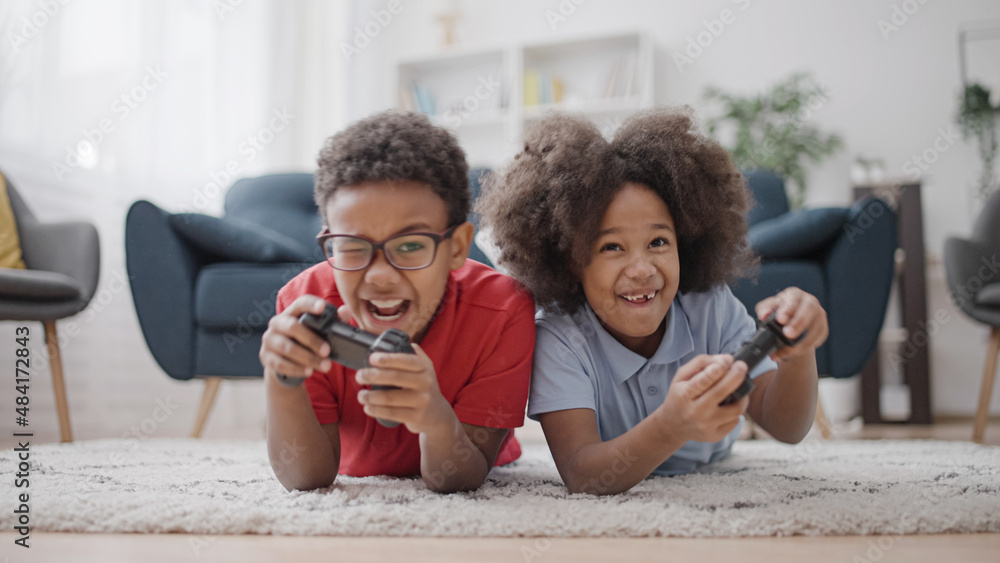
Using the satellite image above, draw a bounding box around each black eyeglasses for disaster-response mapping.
[317,225,459,271]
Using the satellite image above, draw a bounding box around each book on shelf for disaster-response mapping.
[400,82,437,116]
[523,70,563,107]
[602,52,637,100]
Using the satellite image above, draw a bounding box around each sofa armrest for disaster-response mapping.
[19,220,100,303]
[822,196,897,377]
[125,200,204,380]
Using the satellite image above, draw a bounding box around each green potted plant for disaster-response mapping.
[703,72,844,208]
[955,82,999,200]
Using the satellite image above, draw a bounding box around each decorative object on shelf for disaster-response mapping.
[702,72,843,208]
[850,155,887,185]
[435,0,463,47]
[955,82,999,200]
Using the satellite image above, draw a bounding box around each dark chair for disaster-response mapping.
[125,170,494,437]
[730,171,898,435]
[0,174,101,442]
[944,189,1000,443]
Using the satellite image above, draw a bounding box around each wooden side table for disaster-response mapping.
[853,181,933,424]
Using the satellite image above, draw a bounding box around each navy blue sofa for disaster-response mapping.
[729,171,898,379]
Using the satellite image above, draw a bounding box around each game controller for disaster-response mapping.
[275,303,413,428]
[718,311,804,406]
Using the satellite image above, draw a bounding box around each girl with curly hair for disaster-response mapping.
[477,108,829,495]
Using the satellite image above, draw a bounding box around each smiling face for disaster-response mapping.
[323,180,472,341]
[580,182,680,358]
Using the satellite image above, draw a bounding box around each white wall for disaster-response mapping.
[348,0,1000,417]
[0,0,349,444]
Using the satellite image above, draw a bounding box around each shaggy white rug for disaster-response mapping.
[1,438,998,537]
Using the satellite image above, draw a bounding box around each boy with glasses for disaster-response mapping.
[260,111,535,492]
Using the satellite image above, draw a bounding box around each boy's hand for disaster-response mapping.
[754,287,829,362]
[354,344,452,435]
[655,354,749,443]
[337,299,452,434]
[259,295,333,381]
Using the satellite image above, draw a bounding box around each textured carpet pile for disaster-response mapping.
[1,438,998,537]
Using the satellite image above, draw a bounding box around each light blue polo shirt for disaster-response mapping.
[528,284,778,476]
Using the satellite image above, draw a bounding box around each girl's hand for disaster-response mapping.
[655,354,749,443]
[754,287,829,362]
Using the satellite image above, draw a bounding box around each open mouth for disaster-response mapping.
[366,299,410,322]
[619,291,658,304]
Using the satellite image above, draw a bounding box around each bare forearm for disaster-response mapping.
[265,370,339,491]
[556,414,687,495]
[759,355,818,443]
[419,413,491,493]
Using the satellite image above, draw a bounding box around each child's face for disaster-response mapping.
[323,180,472,341]
[580,182,680,355]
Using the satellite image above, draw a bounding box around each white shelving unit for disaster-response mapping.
[391,31,654,168]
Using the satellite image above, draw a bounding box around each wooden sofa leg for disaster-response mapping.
[44,321,73,443]
[815,396,833,440]
[973,328,1000,444]
[190,377,222,438]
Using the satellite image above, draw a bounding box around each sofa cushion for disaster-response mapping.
[0,267,82,300]
[0,173,26,269]
[976,283,1000,307]
[750,207,850,260]
[169,213,311,263]
[195,262,312,330]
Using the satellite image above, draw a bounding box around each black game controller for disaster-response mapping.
[275,304,414,428]
[718,311,804,406]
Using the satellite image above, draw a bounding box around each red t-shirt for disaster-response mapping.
[275,259,535,477]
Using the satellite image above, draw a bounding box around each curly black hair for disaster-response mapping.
[476,108,757,314]
[315,110,470,227]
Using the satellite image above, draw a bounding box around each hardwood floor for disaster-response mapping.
[1,533,998,563]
